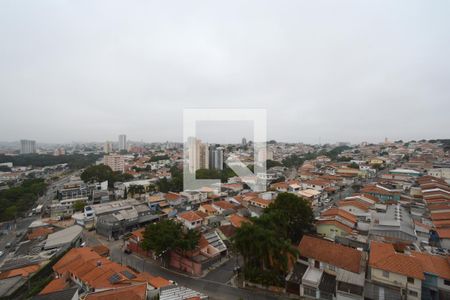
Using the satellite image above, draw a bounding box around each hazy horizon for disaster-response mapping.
[1,1,450,144]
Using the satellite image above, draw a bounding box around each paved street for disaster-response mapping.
[81,231,287,300]
[203,255,241,284]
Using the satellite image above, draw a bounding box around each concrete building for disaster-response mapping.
[428,168,450,182]
[368,204,417,244]
[187,137,209,173]
[103,141,113,153]
[286,235,366,299]
[118,134,127,151]
[83,199,159,239]
[209,145,224,170]
[103,154,125,172]
[20,139,36,154]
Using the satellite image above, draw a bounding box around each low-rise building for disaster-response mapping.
[286,235,366,299]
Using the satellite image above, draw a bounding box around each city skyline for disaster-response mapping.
[1,1,450,144]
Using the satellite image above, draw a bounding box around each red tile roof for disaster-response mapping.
[178,211,203,222]
[92,245,110,257]
[321,208,357,224]
[338,199,371,212]
[411,252,450,281]
[228,214,250,228]
[436,228,450,239]
[164,192,181,200]
[200,204,217,214]
[431,212,450,221]
[28,227,54,240]
[212,200,235,210]
[433,220,450,228]
[39,278,68,295]
[0,264,40,280]
[369,241,424,280]
[85,283,147,300]
[53,247,166,290]
[298,235,362,273]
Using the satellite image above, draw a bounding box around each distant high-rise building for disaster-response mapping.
[103,154,125,172]
[20,139,36,154]
[104,141,113,153]
[187,137,209,173]
[209,145,224,170]
[118,134,127,151]
[242,137,247,146]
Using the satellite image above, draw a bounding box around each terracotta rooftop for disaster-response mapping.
[338,199,371,212]
[228,214,249,228]
[39,277,69,295]
[200,204,217,214]
[212,200,236,210]
[369,241,424,280]
[178,211,203,222]
[298,235,362,273]
[92,244,110,257]
[321,208,357,224]
[411,251,450,281]
[436,228,450,239]
[85,283,147,300]
[431,212,450,221]
[0,264,40,280]
[53,247,167,290]
[433,219,450,228]
[164,192,181,200]
[130,228,145,241]
[28,227,54,240]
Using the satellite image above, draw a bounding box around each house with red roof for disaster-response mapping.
[177,211,203,230]
[316,208,357,240]
[368,241,422,299]
[286,235,365,299]
[49,247,171,298]
[337,199,372,218]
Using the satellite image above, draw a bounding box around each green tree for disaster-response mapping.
[264,192,314,244]
[266,160,282,169]
[0,178,47,221]
[81,164,113,183]
[232,193,312,286]
[348,162,359,169]
[128,184,145,197]
[282,154,304,168]
[141,220,200,259]
[73,200,86,212]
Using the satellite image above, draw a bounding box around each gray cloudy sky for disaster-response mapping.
[1,0,449,144]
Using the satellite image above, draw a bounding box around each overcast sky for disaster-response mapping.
[1,1,449,144]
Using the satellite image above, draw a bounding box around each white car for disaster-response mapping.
[0,251,4,257]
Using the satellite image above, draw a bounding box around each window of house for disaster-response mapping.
[408,290,418,297]
[444,279,450,286]
[407,277,414,284]
[314,260,320,268]
[382,270,389,278]
[304,286,316,297]
[329,265,335,271]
